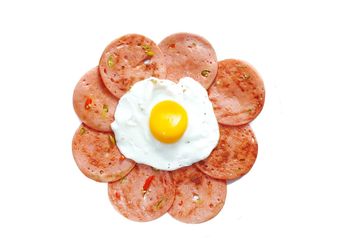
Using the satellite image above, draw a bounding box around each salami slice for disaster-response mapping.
[72,124,135,182]
[73,67,118,132]
[158,33,218,89]
[195,124,258,180]
[209,59,265,126]
[108,164,175,222]
[99,34,167,99]
[168,166,226,223]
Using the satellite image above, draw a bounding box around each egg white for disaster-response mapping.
[111,77,219,170]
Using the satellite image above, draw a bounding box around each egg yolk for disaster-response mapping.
[149,100,188,143]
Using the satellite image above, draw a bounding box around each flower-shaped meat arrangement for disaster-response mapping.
[72,33,265,223]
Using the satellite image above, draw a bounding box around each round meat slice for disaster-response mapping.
[195,124,258,180]
[168,166,226,224]
[209,59,265,126]
[108,164,175,222]
[72,124,135,182]
[159,33,218,89]
[73,67,118,132]
[99,34,167,99]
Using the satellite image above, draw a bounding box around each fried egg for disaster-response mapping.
[111,77,219,170]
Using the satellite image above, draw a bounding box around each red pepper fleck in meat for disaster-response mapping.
[85,97,92,110]
[115,192,120,200]
[143,175,155,193]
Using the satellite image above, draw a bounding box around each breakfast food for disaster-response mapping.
[112,77,219,170]
[194,124,258,180]
[108,164,175,222]
[72,33,265,223]
[72,124,135,182]
[168,166,226,223]
[99,34,167,99]
[159,33,218,89]
[209,59,265,126]
[73,67,118,132]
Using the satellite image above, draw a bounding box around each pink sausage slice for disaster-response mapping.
[72,124,135,182]
[99,34,167,99]
[209,59,265,126]
[168,166,226,224]
[73,67,118,132]
[195,124,258,180]
[108,164,175,222]
[159,33,218,89]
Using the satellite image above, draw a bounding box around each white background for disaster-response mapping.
[0,0,349,249]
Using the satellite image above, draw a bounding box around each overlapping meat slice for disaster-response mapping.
[73,67,118,132]
[168,167,226,224]
[99,34,167,99]
[209,59,265,126]
[72,124,135,182]
[159,33,218,89]
[108,164,175,222]
[194,124,258,180]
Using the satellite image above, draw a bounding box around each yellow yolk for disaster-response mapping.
[149,100,188,143]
